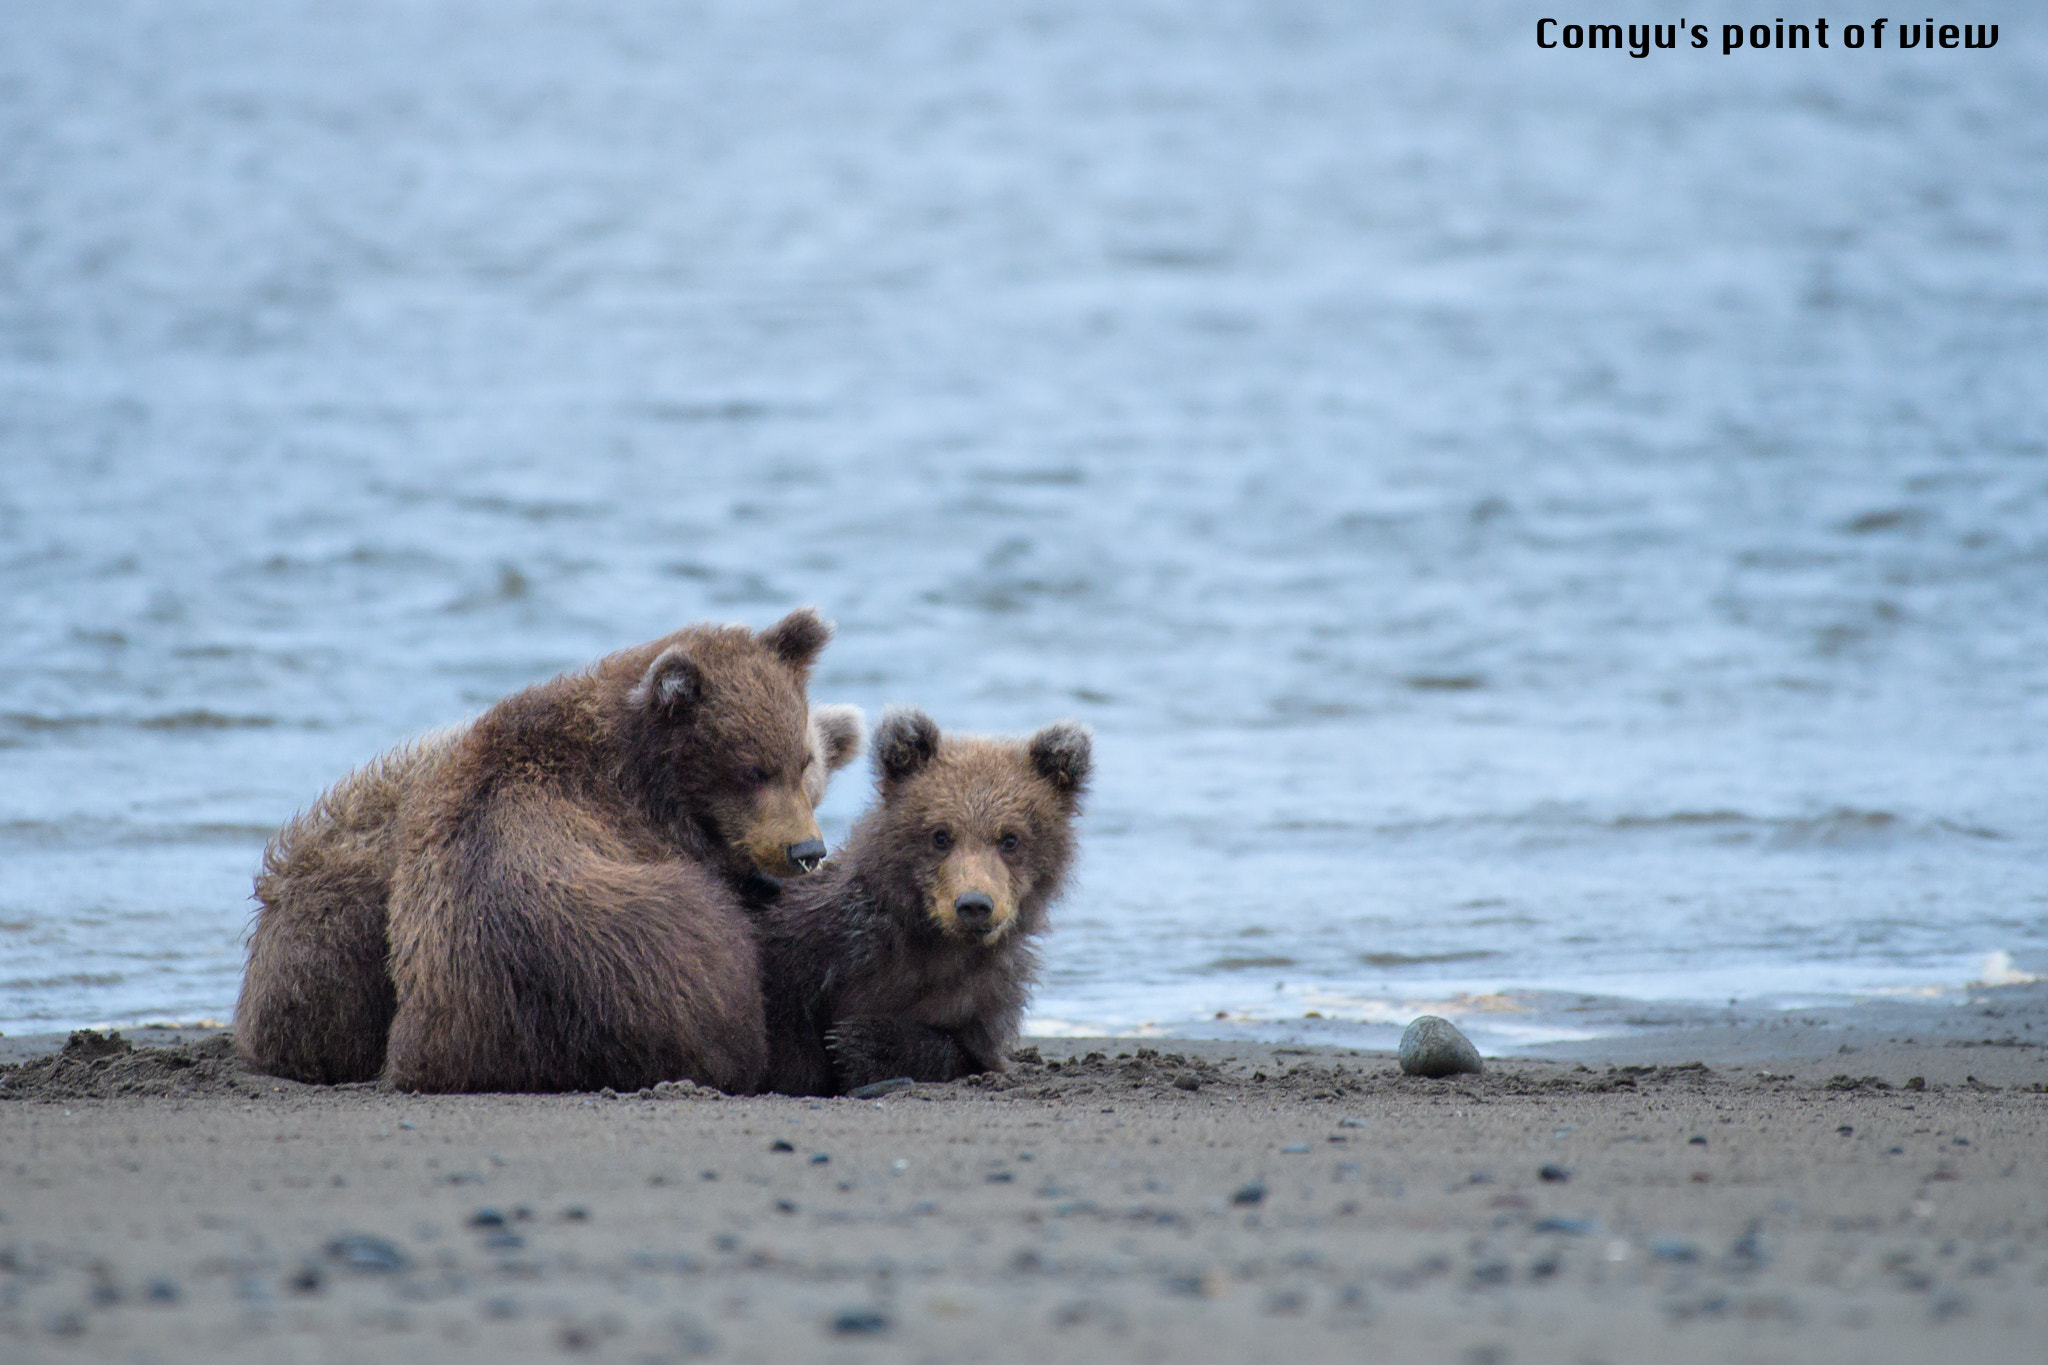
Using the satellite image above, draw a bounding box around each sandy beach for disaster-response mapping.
[2,986,2042,1364]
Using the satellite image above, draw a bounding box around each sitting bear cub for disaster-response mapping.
[756,707,1091,1096]
[235,693,861,1087]
[379,609,841,1094]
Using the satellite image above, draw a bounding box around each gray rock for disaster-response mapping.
[1397,1016,1484,1077]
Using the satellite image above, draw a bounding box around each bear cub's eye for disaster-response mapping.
[931,828,952,852]
[998,833,1020,854]
[746,764,774,785]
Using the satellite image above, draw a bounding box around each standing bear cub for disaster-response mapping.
[756,707,1091,1097]
[368,608,838,1094]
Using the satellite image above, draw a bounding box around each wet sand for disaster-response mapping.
[2,985,2043,1363]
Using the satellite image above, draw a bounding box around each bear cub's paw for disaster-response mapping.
[826,1015,974,1090]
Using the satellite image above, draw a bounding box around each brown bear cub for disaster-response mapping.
[234,699,862,1087]
[755,707,1091,1097]
[236,608,848,1094]
[237,728,460,1084]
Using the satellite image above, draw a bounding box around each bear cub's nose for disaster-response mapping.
[953,891,995,926]
[788,839,827,873]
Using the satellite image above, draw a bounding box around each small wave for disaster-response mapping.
[0,819,273,850]
[1765,808,1910,849]
[627,399,792,424]
[1,971,125,990]
[1356,950,1504,969]
[1204,955,1297,972]
[1,710,284,733]
[138,710,281,732]
[1401,673,1485,692]
[452,494,607,522]
[973,466,1087,487]
[1374,806,2007,850]
[1610,810,1750,830]
[924,575,1100,614]
[1838,507,1929,535]
[1604,808,2007,848]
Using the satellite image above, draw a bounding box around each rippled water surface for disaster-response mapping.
[3,2,2045,1047]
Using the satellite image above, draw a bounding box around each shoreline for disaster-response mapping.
[6,978,2043,1084]
[3,990,2044,1361]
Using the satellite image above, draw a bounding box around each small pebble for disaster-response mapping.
[1231,1182,1267,1206]
[1538,1164,1570,1184]
[1727,1220,1767,1270]
[810,1153,830,1165]
[770,1140,794,1153]
[468,1209,506,1228]
[1467,1260,1511,1288]
[1264,1288,1308,1316]
[324,1234,411,1274]
[1397,1016,1484,1078]
[831,1308,891,1336]
[1280,1143,1310,1154]
[1688,1135,1708,1146]
[1173,1073,1201,1091]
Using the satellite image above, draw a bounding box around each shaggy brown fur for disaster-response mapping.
[236,728,459,1083]
[756,707,1091,1097]
[234,700,862,1086]
[381,609,834,1094]
[236,610,851,1093]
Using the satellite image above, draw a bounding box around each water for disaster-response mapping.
[3,2,2044,1050]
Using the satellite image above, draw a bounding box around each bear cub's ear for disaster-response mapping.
[811,704,866,775]
[758,607,832,671]
[1028,721,1092,812]
[873,707,940,787]
[631,645,704,715]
